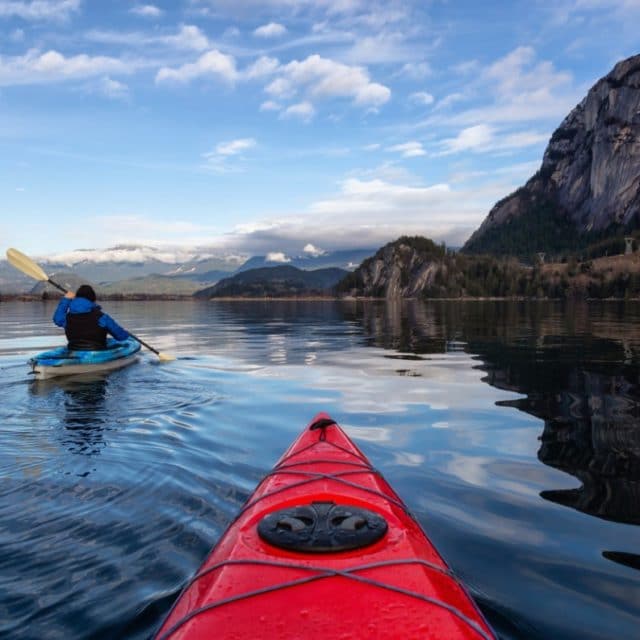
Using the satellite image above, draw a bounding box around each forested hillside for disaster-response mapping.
[337,236,640,299]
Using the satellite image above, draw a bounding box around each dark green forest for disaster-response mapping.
[336,236,640,300]
[461,180,640,262]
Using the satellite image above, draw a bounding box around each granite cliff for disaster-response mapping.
[337,237,448,299]
[464,54,640,257]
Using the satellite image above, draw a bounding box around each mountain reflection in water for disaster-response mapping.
[351,300,640,529]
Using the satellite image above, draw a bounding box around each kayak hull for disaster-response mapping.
[155,414,495,640]
[30,337,141,379]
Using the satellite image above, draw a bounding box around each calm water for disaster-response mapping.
[0,299,639,639]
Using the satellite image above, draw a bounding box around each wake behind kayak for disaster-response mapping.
[154,414,496,639]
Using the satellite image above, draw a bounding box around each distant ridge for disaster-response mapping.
[194,265,349,298]
[234,249,375,273]
[0,246,371,296]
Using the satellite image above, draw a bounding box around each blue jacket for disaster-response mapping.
[53,297,129,341]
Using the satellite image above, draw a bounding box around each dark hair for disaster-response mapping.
[75,284,96,302]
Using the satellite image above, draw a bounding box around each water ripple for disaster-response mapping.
[0,300,639,639]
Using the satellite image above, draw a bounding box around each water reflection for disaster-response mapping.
[536,368,640,525]
[2,299,639,639]
[30,375,109,457]
[603,551,640,572]
[212,299,640,531]
[349,300,640,528]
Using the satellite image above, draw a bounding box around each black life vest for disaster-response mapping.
[65,308,108,350]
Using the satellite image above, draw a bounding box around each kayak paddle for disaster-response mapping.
[6,247,175,362]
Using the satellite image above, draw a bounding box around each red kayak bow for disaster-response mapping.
[155,413,496,640]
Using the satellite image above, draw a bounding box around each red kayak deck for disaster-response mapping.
[155,414,495,640]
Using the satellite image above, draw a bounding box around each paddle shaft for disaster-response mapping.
[47,277,162,357]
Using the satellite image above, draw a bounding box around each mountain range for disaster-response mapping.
[0,245,375,296]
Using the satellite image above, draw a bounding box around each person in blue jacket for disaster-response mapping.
[53,285,129,350]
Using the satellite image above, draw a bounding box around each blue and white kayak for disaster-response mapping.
[30,337,141,379]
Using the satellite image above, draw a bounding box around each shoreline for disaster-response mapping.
[3,295,640,303]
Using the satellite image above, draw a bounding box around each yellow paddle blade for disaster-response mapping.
[6,248,49,281]
[157,352,176,362]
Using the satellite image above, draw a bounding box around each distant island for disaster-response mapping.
[194,265,348,299]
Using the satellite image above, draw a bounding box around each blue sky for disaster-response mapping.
[1,0,639,263]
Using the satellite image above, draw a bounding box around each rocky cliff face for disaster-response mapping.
[465,54,640,252]
[340,237,447,298]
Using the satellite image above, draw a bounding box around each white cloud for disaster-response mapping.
[156,49,238,84]
[215,138,257,155]
[437,124,548,155]
[303,243,325,256]
[47,242,233,266]
[201,138,256,173]
[353,81,390,107]
[311,177,510,244]
[485,46,537,93]
[312,178,451,214]
[87,25,210,52]
[253,22,287,38]
[130,4,163,18]
[164,25,210,51]
[45,218,233,260]
[265,76,294,98]
[209,176,502,254]
[397,61,432,80]
[562,0,640,17]
[434,92,466,110]
[233,220,279,235]
[58,168,523,258]
[245,55,280,79]
[96,76,129,100]
[437,47,578,126]
[282,101,315,121]
[388,141,426,157]
[190,0,377,20]
[452,60,479,75]
[266,251,290,262]
[409,91,434,106]
[0,0,79,21]
[0,49,134,86]
[269,54,390,108]
[343,32,416,65]
[500,131,549,149]
[440,124,494,154]
[353,161,420,184]
[259,100,281,111]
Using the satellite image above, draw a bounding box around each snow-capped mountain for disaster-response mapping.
[1,244,372,295]
[235,248,374,273]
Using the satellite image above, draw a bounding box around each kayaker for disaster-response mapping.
[53,285,129,350]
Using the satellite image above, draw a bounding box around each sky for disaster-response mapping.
[1,0,639,264]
